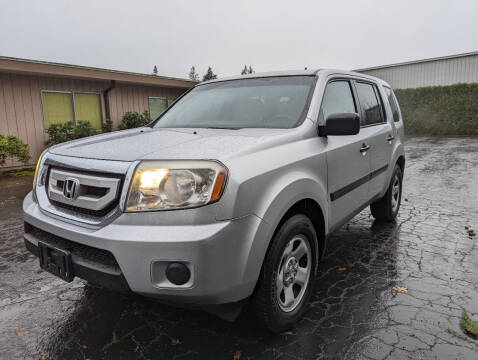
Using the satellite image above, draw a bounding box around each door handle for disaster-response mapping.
[359,143,370,155]
[387,134,395,144]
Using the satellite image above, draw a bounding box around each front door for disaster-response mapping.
[320,79,372,230]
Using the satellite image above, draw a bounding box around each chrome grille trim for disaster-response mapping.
[48,168,121,211]
[35,153,135,227]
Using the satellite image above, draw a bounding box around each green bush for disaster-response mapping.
[119,111,152,130]
[45,121,97,146]
[0,135,31,166]
[102,118,113,133]
[395,83,478,136]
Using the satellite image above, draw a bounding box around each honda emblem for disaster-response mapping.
[63,178,80,200]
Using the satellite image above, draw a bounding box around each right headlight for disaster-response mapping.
[32,149,48,202]
[125,160,228,212]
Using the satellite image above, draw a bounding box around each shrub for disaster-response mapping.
[73,120,97,139]
[102,118,113,133]
[0,135,31,166]
[45,121,97,146]
[119,111,152,130]
[394,83,478,136]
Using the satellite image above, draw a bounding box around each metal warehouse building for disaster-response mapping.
[355,51,478,89]
[0,57,196,169]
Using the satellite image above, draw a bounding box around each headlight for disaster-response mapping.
[125,160,227,212]
[32,150,48,201]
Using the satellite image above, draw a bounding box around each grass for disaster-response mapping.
[461,310,478,339]
[8,170,35,178]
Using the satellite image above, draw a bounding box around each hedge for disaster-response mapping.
[394,83,478,136]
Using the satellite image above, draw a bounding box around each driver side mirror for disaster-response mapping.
[319,113,360,136]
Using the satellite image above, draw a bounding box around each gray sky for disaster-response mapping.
[1,0,477,79]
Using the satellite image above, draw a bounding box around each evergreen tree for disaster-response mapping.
[248,65,254,74]
[241,65,248,75]
[153,65,158,75]
[189,66,200,81]
[202,67,218,81]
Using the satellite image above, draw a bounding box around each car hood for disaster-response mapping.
[49,127,300,162]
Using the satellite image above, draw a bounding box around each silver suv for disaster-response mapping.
[24,69,404,332]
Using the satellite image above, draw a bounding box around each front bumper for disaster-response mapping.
[23,192,268,304]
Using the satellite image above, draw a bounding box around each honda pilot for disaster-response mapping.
[24,69,405,332]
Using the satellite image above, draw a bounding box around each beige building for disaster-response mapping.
[0,56,196,169]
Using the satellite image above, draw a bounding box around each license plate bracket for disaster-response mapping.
[38,241,74,282]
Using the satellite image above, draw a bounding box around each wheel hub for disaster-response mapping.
[283,257,299,286]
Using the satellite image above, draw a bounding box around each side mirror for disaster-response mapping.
[319,113,360,136]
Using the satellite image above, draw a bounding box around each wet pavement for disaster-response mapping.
[1,137,478,360]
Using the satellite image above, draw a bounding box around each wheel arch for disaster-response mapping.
[396,155,405,173]
[242,177,328,295]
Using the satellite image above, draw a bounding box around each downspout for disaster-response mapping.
[103,80,116,120]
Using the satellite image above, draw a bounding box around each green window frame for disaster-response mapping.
[149,97,176,120]
[41,91,103,130]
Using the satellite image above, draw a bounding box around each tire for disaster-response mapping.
[252,214,318,333]
[370,164,403,222]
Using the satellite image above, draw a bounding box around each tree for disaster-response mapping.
[202,67,218,81]
[153,65,158,75]
[189,66,199,81]
[241,65,254,74]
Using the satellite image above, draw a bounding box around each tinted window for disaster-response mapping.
[153,76,315,129]
[383,86,400,122]
[356,82,384,126]
[319,81,356,122]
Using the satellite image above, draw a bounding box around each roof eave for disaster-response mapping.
[0,56,197,89]
[355,50,478,72]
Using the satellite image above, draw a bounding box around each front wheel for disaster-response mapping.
[252,214,318,332]
[370,165,403,222]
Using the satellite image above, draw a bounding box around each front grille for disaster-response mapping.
[47,167,124,218]
[25,223,121,274]
[50,199,118,218]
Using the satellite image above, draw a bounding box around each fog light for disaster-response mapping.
[165,262,191,285]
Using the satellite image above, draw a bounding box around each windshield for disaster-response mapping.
[152,76,315,129]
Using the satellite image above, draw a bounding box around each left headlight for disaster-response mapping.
[125,160,228,212]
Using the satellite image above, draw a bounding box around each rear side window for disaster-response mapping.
[355,82,384,126]
[383,86,401,122]
[319,81,356,122]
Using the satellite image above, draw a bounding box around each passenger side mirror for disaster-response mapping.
[319,113,360,136]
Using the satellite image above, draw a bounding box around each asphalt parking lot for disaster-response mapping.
[0,137,477,360]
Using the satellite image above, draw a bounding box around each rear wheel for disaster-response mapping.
[370,165,403,222]
[252,214,318,332]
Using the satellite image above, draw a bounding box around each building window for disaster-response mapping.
[149,97,176,120]
[41,91,102,130]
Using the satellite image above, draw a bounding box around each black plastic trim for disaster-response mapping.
[330,164,388,201]
[24,223,130,292]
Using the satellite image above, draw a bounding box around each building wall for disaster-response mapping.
[356,53,478,89]
[108,83,184,128]
[0,72,186,169]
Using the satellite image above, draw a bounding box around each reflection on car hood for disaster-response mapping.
[49,127,298,162]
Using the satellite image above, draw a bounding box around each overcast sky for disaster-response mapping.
[1,0,477,79]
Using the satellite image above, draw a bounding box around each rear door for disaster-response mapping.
[321,79,371,230]
[353,81,393,200]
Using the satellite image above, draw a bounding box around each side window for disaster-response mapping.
[355,82,384,126]
[383,86,401,122]
[319,81,356,123]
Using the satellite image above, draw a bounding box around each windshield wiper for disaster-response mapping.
[203,126,242,130]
